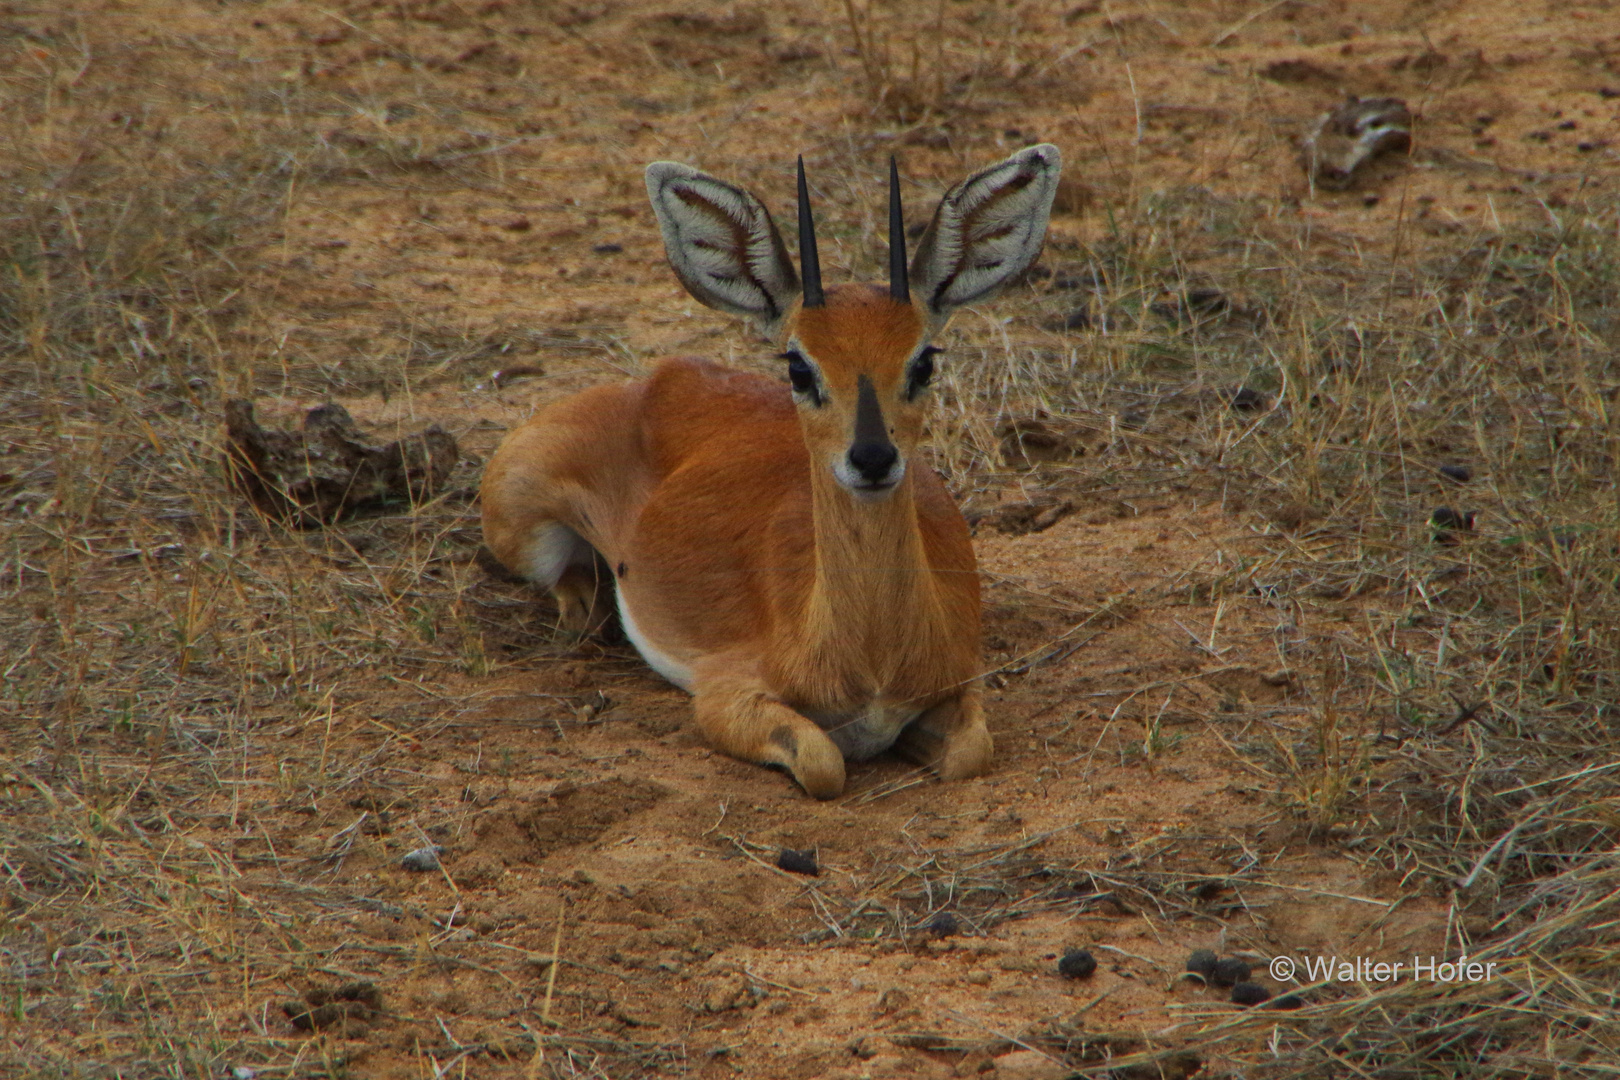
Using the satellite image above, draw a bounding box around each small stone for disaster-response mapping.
[992,1049,1071,1080]
[400,845,443,872]
[874,987,911,1015]
[1211,957,1251,986]
[1438,463,1472,483]
[1231,981,1271,1006]
[777,848,819,876]
[1185,949,1218,980]
[1057,948,1097,979]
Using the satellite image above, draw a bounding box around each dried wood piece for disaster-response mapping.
[223,399,457,525]
[1301,97,1412,191]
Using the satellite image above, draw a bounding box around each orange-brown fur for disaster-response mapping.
[482,286,987,797]
[483,145,1061,797]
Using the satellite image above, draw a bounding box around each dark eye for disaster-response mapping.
[780,349,822,405]
[907,346,941,397]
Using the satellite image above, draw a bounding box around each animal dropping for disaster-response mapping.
[777,848,819,876]
[1231,981,1271,1006]
[1185,949,1218,980]
[481,146,1062,798]
[1057,948,1097,979]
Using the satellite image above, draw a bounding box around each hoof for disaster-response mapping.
[792,735,847,800]
[937,725,994,782]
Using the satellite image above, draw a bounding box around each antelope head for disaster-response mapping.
[645,145,1062,501]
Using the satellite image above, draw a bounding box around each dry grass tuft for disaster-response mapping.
[922,184,1620,1074]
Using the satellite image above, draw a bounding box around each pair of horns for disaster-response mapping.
[796,156,908,309]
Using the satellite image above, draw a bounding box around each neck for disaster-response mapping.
[792,460,940,689]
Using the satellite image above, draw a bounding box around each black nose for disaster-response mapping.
[848,440,898,483]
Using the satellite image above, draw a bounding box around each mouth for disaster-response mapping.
[848,480,898,501]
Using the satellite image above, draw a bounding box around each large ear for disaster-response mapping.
[645,162,801,338]
[909,144,1061,325]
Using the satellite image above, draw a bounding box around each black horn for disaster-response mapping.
[888,156,909,304]
[797,156,824,308]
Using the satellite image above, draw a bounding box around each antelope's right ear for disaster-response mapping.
[645,162,801,339]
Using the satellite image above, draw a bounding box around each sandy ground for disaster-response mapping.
[5,0,1617,1075]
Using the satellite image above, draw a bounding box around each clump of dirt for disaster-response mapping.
[477,778,669,862]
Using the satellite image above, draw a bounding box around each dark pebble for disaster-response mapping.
[591,242,624,255]
[1231,982,1271,1006]
[1271,993,1306,1010]
[1186,949,1218,979]
[777,848,819,876]
[1438,464,1472,483]
[1058,948,1097,979]
[1211,957,1251,986]
[923,912,961,938]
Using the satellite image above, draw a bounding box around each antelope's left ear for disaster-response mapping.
[909,144,1061,326]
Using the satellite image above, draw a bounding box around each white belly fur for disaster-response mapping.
[615,586,695,692]
[806,703,924,761]
[614,587,920,759]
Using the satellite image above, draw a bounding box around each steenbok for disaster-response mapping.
[482,146,1061,797]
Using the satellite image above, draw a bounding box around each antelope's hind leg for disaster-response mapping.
[552,548,616,638]
[691,662,847,799]
[896,687,993,781]
[509,520,615,639]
